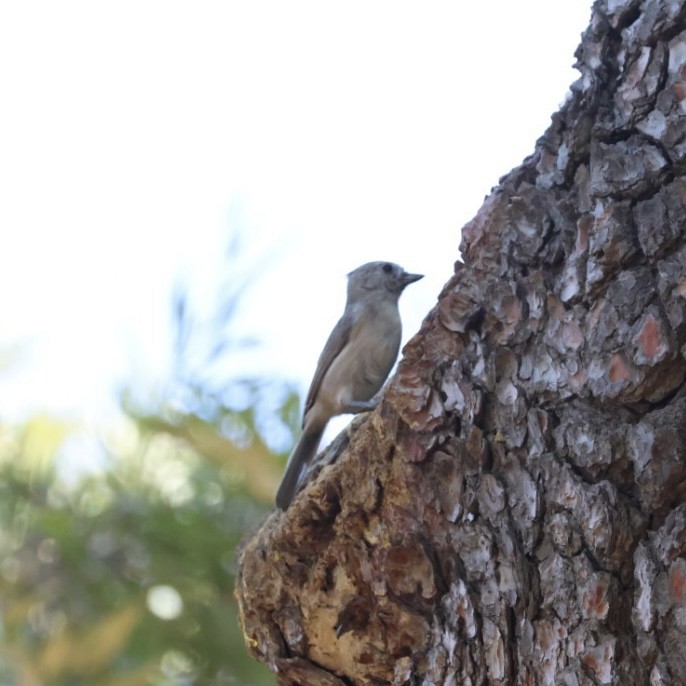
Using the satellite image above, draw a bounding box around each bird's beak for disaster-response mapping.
[401,272,424,287]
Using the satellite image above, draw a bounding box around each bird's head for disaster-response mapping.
[347,261,423,300]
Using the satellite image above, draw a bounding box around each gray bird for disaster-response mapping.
[275,261,423,510]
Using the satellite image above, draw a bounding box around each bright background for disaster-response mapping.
[1,1,592,442]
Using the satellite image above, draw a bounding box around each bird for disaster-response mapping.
[275,261,423,510]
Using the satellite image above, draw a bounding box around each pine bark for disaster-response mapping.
[236,1,686,683]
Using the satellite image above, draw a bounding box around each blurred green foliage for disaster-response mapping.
[0,273,300,685]
[0,396,295,685]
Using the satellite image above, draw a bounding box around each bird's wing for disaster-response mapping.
[303,311,355,423]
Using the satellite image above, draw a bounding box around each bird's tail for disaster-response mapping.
[275,424,326,510]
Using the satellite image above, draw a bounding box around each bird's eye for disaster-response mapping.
[382,263,393,274]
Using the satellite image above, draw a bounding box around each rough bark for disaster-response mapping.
[236,1,686,684]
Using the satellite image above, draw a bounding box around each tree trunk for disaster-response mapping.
[235,1,686,683]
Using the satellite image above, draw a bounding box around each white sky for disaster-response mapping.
[0,2,593,444]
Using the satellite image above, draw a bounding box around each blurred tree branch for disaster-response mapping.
[134,411,281,504]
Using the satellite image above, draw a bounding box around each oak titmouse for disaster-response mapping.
[275,261,423,510]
